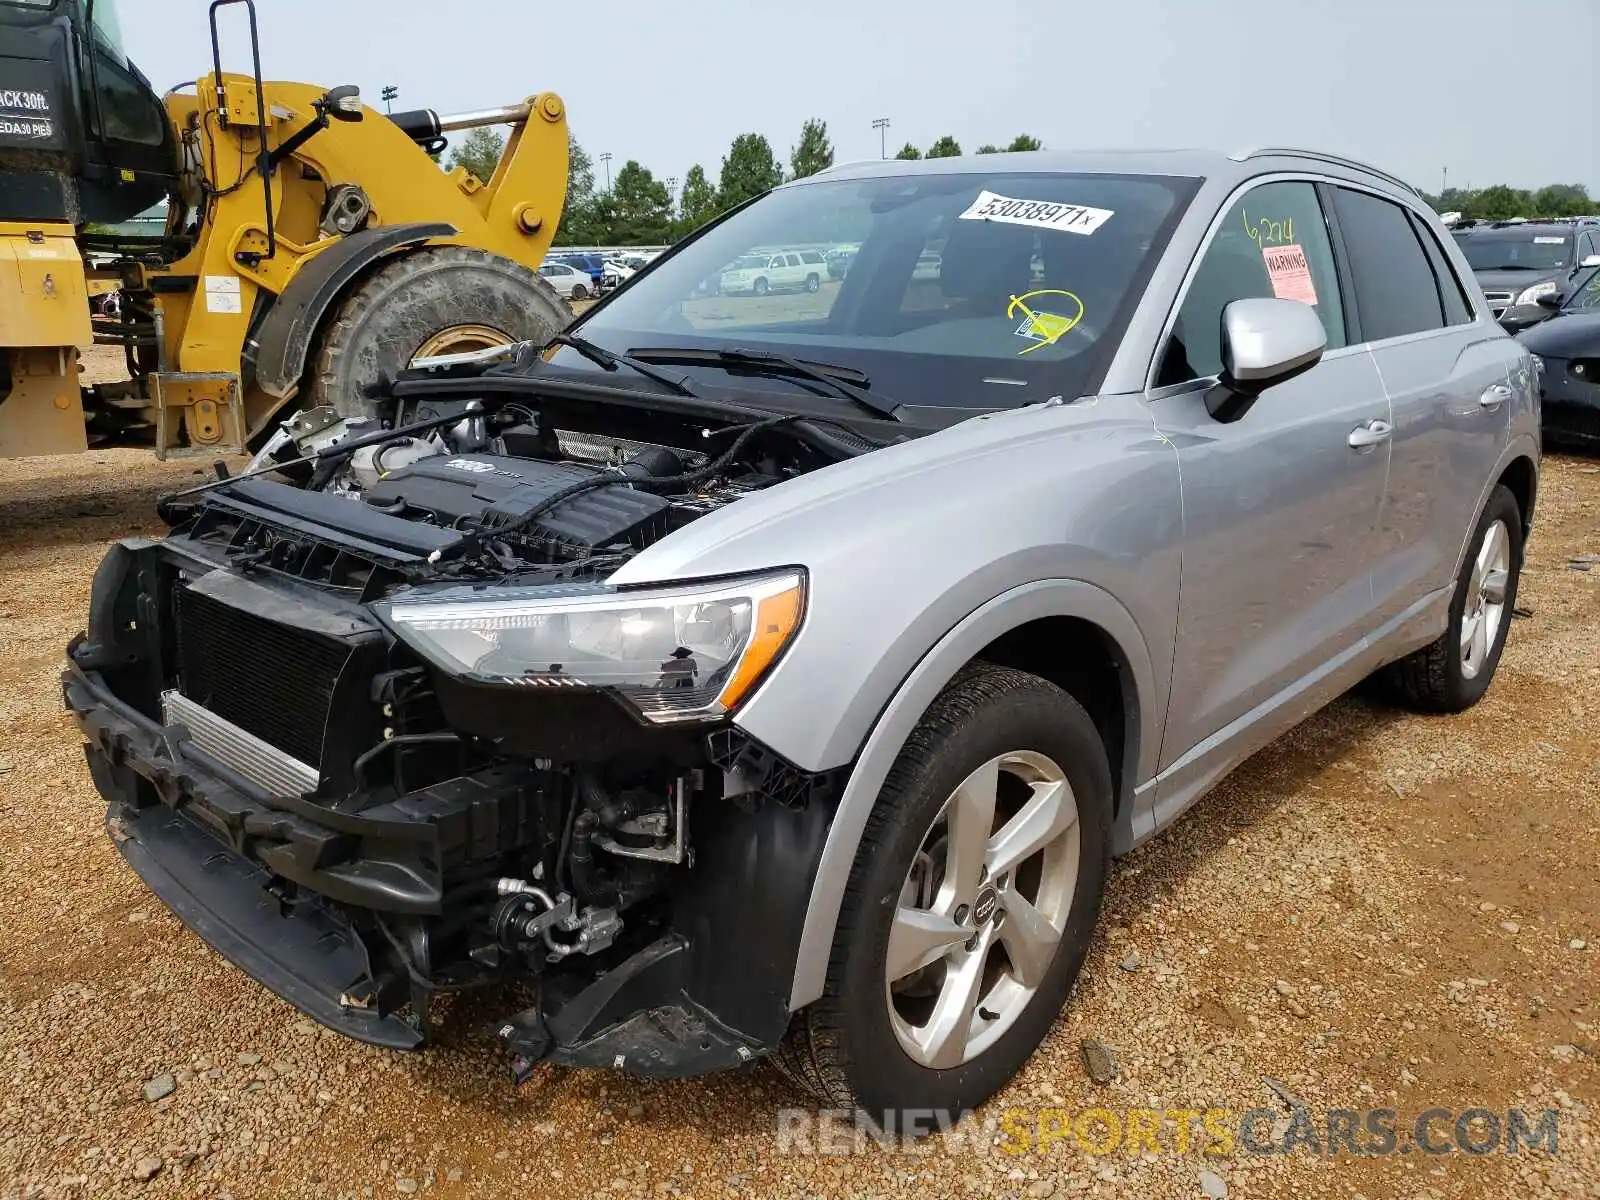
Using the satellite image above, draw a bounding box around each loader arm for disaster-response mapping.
[148,76,568,438]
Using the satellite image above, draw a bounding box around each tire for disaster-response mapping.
[1378,484,1523,713]
[570,283,588,300]
[773,662,1112,1133]
[753,277,770,297]
[805,273,821,293]
[302,245,573,420]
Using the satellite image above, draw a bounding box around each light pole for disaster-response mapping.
[872,117,890,160]
[666,176,678,206]
[380,85,398,114]
[599,152,613,190]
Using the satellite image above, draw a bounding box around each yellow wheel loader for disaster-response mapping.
[0,0,571,460]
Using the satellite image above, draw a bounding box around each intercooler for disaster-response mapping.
[172,583,352,772]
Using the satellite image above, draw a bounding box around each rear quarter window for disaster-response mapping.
[1330,188,1445,341]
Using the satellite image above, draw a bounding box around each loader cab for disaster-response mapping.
[0,0,174,225]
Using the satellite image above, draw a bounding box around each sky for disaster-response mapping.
[125,0,1599,197]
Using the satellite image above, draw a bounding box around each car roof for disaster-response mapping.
[800,147,1419,200]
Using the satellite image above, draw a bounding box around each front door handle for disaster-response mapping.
[1347,419,1393,449]
[1480,384,1513,410]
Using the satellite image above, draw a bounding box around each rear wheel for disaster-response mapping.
[805,273,821,293]
[571,283,588,300]
[773,663,1112,1132]
[302,245,572,420]
[1379,484,1523,712]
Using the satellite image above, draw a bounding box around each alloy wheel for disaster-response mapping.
[885,750,1081,1069]
[1461,518,1511,680]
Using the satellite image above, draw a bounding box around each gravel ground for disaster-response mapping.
[1,427,1596,1198]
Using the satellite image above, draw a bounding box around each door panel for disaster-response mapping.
[1153,350,1389,771]
[1370,331,1515,621]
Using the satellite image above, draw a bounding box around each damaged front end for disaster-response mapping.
[61,361,876,1081]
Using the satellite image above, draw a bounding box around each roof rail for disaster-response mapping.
[1228,147,1419,196]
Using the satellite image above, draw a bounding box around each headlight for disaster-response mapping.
[376,570,805,724]
[1515,281,1558,306]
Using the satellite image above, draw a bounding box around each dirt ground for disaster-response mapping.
[0,425,1596,1198]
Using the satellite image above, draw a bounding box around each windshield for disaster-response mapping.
[565,170,1197,409]
[1457,231,1573,271]
[1564,265,1600,311]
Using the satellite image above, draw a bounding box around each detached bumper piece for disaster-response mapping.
[110,797,426,1050]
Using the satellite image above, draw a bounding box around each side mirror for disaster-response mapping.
[322,84,364,122]
[1208,298,1327,422]
[1582,255,1600,268]
[1535,291,1564,309]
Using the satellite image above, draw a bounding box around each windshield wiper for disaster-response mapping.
[1482,264,1540,271]
[628,346,901,419]
[548,332,698,397]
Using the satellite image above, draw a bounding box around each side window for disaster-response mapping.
[1329,187,1445,341]
[1157,180,1346,386]
[1406,211,1474,326]
[769,256,784,270]
[785,253,803,268]
[91,53,168,147]
[800,251,824,265]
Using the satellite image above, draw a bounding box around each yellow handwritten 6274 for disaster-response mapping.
[1243,207,1294,248]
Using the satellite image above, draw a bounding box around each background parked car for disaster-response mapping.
[601,259,637,292]
[538,260,593,300]
[718,248,827,296]
[1517,261,1600,447]
[1452,217,1600,325]
[552,252,607,292]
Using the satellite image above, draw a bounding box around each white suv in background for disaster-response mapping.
[719,249,827,296]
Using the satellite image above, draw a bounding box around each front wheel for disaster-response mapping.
[1379,484,1523,712]
[774,663,1112,1132]
[753,277,770,297]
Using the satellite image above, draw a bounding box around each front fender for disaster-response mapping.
[248,221,457,401]
[785,576,1157,1012]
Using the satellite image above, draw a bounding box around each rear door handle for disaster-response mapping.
[1347,419,1393,449]
[1480,384,1513,410]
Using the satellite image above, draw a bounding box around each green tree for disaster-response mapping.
[445,127,505,182]
[789,117,834,180]
[609,160,673,244]
[717,133,783,209]
[1466,185,1525,221]
[925,135,962,159]
[556,134,600,245]
[676,163,719,237]
[1006,134,1044,152]
[1533,183,1591,217]
[894,142,922,160]
[975,144,1000,154]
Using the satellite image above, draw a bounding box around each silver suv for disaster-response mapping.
[65,147,1538,1132]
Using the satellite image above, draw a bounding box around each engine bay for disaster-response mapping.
[217,372,866,587]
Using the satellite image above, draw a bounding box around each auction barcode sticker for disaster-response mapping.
[958,190,1114,236]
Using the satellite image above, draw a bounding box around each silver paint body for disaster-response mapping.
[606,149,1540,1012]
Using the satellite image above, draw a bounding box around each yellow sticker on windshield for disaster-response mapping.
[1008,289,1084,355]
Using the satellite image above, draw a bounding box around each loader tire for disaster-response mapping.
[302,245,572,420]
